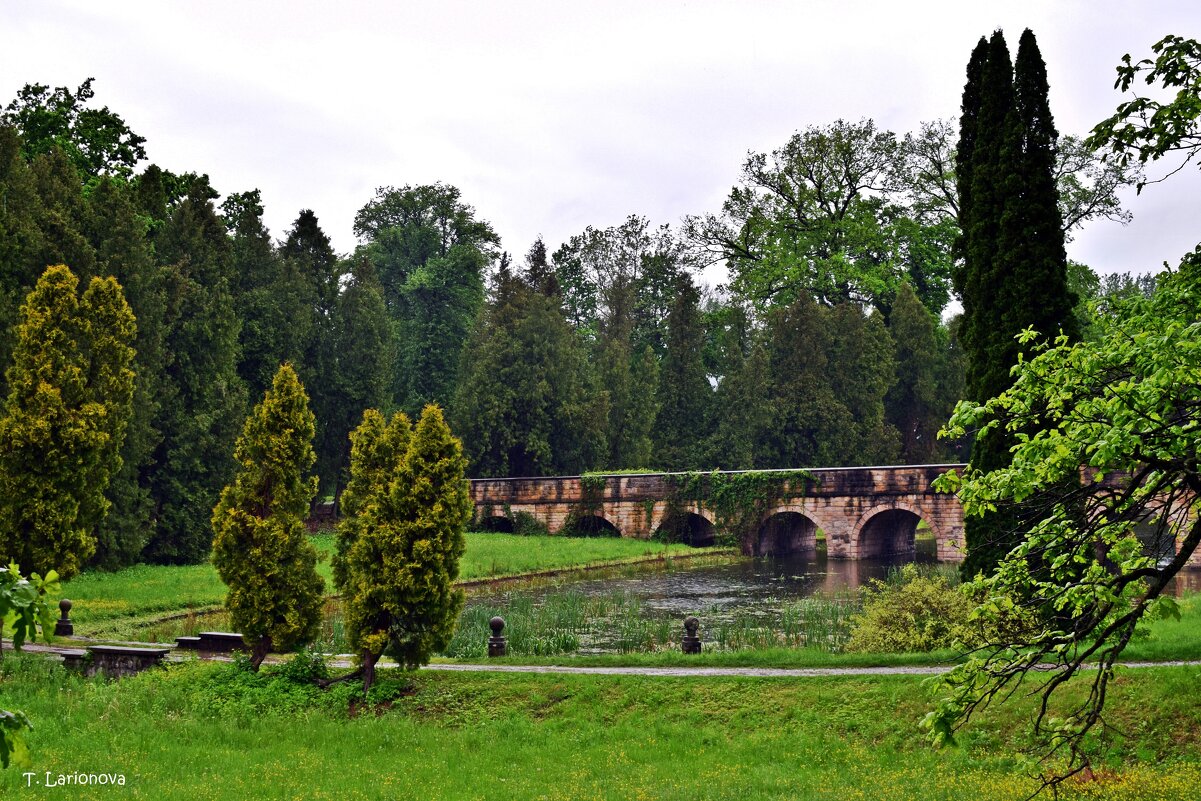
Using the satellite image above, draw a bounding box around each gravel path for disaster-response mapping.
[416,660,1201,678]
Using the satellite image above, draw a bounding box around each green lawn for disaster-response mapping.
[60,532,722,633]
[2,653,1199,799]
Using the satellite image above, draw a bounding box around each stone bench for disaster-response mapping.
[58,648,89,671]
[175,631,247,653]
[81,645,171,678]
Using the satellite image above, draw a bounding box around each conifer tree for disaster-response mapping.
[0,126,46,399]
[281,210,343,494]
[145,192,247,564]
[625,345,660,469]
[653,274,711,470]
[885,282,943,463]
[83,177,167,567]
[331,409,411,594]
[453,244,604,478]
[706,336,770,470]
[339,405,470,690]
[211,363,323,670]
[760,297,851,468]
[955,29,1077,576]
[226,191,309,400]
[328,259,392,498]
[825,304,899,465]
[0,265,135,579]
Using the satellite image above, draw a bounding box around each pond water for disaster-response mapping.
[124,548,1201,657]
[468,552,929,617]
[446,552,942,656]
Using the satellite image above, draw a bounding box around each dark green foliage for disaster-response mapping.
[281,210,344,495]
[759,296,851,468]
[1,78,146,178]
[824,304,898,464]
[453,248,604,478]
[83,178,167,568]
[226,191,310,401]
[885,283,943,463]
[0,265,135,579]
[328,259,392,496]
[0,126,46,399]
[145,193,247,564]
[955,29,1077,577]
[30,147,95,285]
[353,184,498,414]
[653,274,712,470]
[338,405,471,688]
[211,364,323,670]
[705,338,770,470]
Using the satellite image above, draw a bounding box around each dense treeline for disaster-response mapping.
[0,76,1135,569]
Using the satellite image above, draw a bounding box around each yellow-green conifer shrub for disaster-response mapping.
[0,265,135,579]
[331,408,411,594]
[211,363,324,670]
[340,404,470,689]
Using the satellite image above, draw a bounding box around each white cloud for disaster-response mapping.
[2,0,1198,272]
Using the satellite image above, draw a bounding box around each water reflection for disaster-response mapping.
[467,552,930,617]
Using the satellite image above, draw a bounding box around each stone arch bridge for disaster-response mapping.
[469,465,968,560]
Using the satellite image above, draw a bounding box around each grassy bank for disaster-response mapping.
[60,533,722,634]
[2,653,1199,799]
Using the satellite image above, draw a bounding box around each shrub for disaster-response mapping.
[846,564,974,653]
[339,405,471,690]
[512,511,549,536]
[211,364,324,670]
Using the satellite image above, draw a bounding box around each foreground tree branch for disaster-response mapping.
[927,248,1201,792]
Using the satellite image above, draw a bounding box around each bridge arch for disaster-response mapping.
[755,511,819,556]
[852,501,939,559]
[565,514,621,538]
[655,511,716,547]
[478,515,515,533]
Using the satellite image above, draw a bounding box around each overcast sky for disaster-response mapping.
[3,1,1199,281]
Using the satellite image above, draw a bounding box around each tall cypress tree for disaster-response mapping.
[653,274,712,471]
[885,282,942,464]
[956,29,1076,577]
[83,178,166,568]
[145,192,247,564]
[281,210,342,496]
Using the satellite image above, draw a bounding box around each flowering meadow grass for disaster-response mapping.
[2,653,1199,800]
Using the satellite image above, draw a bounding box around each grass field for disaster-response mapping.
[2,653,1199,800]
[59,532,724,634]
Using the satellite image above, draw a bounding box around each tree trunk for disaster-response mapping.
[362,650,380,692]
[250,636,272,671]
